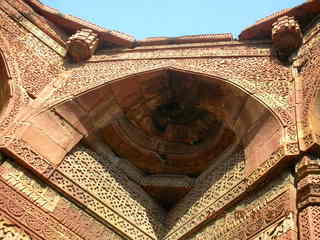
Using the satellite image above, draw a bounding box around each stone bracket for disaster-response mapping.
[67,28,100,62]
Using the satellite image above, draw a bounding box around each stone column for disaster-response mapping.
[67,28,100,62]
[296,154,320,240]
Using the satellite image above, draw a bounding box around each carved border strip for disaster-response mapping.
[189,190,293,240]
[6,138,54,178]
[294,17,320,151]
[49,170,154,240]
[15,15,67,57]
[0,177,83,240]
[89,48,271,62]
[0,211,38,240]
[121,40,272,51]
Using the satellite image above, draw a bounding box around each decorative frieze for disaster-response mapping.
[1,161,60,212]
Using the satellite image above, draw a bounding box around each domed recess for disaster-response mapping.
[101,70,246,176]
[60,67,280,209]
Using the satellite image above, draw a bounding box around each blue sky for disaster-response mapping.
[41,0,305,40]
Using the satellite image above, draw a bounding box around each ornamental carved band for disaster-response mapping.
[296,154,320,240]
[1,0,320,240]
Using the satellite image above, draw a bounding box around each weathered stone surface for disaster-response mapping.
[67,28,100,62]
[0,0,319,239]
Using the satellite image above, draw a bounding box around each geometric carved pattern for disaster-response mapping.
[187,171,294,240]
[7,138,54,177]
[54,145,166,239]
[0,178,83,240]
[0,4,64,97]
[296,154,320,240]
[2,1,320,240]
[299,206,320,240]
[166,148,246,237]
[294,17,320,151]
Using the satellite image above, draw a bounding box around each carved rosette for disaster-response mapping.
[67,28,100,62]
[272,16,302,59]
[296,154,320,240]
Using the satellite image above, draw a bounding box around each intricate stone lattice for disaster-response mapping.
[67,28,100,62]
[296,154,320,240]
[299,206,320,240]
[55,145,166,239]
[165,148,246,237]
[1,1,318,240]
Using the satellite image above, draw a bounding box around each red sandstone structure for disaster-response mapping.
[0,0,320,239]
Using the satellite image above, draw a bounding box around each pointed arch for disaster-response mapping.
[47,64,285,176]
[0,48,11,115]
[54,62,284,128]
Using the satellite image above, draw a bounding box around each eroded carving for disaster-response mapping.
[67,28,99,62]
[0,214,32,240]
[187,172,294,240]
[272,16,302,60]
